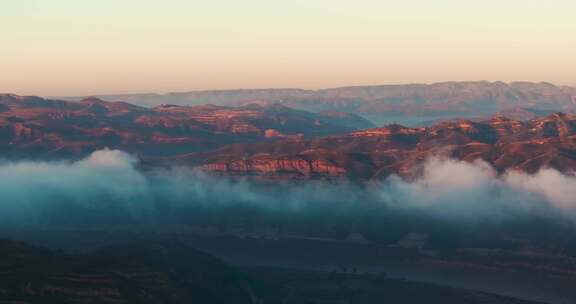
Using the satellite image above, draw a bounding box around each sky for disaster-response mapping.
[1,0,575,96]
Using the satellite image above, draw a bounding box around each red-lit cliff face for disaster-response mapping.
[200,154,348,180]
[195,113,576,181]
[0,94,372,159]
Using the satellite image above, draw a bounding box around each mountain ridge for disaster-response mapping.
[192,112,576,181]
[57,81,576,126]
[0,94,371,159]
[1,93,576,183]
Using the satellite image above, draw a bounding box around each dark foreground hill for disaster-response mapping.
[0,239,254,304]
[0,239,547,304]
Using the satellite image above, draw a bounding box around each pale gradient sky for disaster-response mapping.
[1,0,575,96]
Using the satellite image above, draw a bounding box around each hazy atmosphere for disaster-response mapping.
[2,1,576,303]
[2,0,576,95]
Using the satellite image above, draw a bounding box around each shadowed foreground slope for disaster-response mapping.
[0,240,254,304]
[0,239,548,304]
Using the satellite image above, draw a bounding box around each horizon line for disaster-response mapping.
[45,80,576,99]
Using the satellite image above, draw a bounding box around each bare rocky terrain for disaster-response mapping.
[71,81,576,125]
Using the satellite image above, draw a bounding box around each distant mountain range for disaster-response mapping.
[0,94,371,159]
[2,89,576,182]
[64,81,576,125]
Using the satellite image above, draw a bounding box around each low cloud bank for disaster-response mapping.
[0,150,575,231]
[382,158,576,221]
